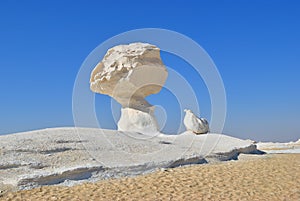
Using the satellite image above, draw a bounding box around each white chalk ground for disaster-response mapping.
[257,139,300,154]
[0,127,296,191]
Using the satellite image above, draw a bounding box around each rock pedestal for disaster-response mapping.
[117,107,158,134]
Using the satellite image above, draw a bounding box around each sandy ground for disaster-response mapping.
[1,154,299,201]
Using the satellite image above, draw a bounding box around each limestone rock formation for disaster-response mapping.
[90,43,168,134]
[0,128,258,190]
[183,109,209,134]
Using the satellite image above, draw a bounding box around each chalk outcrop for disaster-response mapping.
[0,128,258,190]
[183,109,209,134]
[90,43,167,134]
[257,139,300,154]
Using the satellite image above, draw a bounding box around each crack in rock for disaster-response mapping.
[54,140,88,144]
[12,147,78,154]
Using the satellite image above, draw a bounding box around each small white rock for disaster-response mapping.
[183,109,209,134]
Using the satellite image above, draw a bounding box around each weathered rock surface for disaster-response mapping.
[90,43,167,111]
[0,128,258,190]
[183,109,209,134]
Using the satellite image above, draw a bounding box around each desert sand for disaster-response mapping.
[1,153,299,201]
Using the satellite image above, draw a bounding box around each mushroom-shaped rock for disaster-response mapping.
[183,109,209,134]
[90,43,168,134]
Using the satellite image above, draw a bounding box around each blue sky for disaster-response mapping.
[0,0,299,142]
